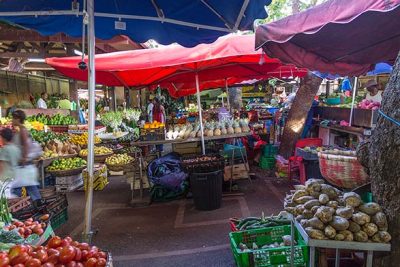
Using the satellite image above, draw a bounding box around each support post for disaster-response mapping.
[83,0,95,243]
[195,73,205,154]
[225,79,231,112]
[349,77,358,127]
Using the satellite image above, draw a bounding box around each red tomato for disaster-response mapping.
[36,228,44,235]
[41,263,55,267]
[12,264,25,267]
[41,223,47,228]
[34,249,49,263]
[8,225,15,230]
[74,248,82,262]
[71,241,80,247]
[59,246,76,264]
[47,249,59,256]
[95,258,106,267]
[47,254,59,265]
[90,247,98,253]
[56,247,64,252]
[0,252,8,258]
[78,243,90,251]
[26,218,34,222]
[48,237,62,249]
[86,251,97,260]
[35,246,45,252]
[8,245,28,260]
[55,265,66,267]
[76,263,84,267]
[0,256,10,266]
[10,252,29,265]
[25,258,42,267]
[60,240,70,247]
[84,258,97,267]
[66,261,77,267]
[14,221,24,227]
[96,252,106,259]
[64,237,73,243]
[80,251,89,261]
[33,225,43,234]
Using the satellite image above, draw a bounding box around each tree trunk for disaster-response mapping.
[278,73,322,158]
[358,51,400,267]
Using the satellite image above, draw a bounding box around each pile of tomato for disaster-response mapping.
[4,215,49,239]
[0,236,107,267]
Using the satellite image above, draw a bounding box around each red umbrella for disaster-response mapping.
[255,0,400,76]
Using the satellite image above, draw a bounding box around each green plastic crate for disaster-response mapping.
[50,208,68,230]
[229,225,309,267]
[262,144,279,158]
[260,156,276,170]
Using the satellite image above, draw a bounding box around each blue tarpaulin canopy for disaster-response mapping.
[0,0,270,47]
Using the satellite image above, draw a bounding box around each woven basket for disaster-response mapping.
[318,151,369,189]
[95,152,114,163]
[47,166,86,177]
[106,161,135,172]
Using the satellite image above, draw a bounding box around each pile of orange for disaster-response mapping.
[144,121,165,129]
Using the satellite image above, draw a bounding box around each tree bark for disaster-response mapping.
[278,73,322,158]
[359,51,400,267]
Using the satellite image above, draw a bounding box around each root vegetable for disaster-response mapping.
[305,227,326,240]
[359,203,382,216]
[354,231,369,242]
[373,231,392,243]
[311,205,320,215]
[305,179,322,193]
[372,212,388,231]
[348,221,361,233]
[295,205,305,216]
[343,192,362,208]
[308,217,325,230]
[338,230,353,241]
[335,207,354,220]
[352,212,371,226]
[303,209,314,219]
[295,196,315,204]
[362,223,378,237]
[324,225,336,239]
[329,216,349,231]
[315,206,335,223]
[319,194,329,205]
[320,184,339,199]
[335,234,345,241]
[304,199,320,210]
[292,190,308,202]
[327,201,339,209]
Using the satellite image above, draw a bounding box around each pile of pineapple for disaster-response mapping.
[166,119,250,140]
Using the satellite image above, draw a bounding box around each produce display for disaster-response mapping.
[41,140,80,160]
[238,234,296,251]
[70,133,101,147]
[0,236,108,266]
[118,132,140,143]
[143,121,165,129]
[2,215,49,240]
[27,113,77,126]
[100,111,123,131]
[358,99,381,110]
[24,121,45,131]
[83,164,108,191]
[101,143,123,152]
[230,213,290,231]
[47,158,87,171]
[79,146,113,157]
[166,119,250,140]
[105,153,134,166]
[118,146,141,155]
[284,179,391,243]
[30,130,69,145]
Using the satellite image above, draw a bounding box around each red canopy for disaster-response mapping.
[255,0,400,76]
[46,35,306,97]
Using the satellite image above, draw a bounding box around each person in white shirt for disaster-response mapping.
[36,92,48,109]
[365,80,383,103]
[147,97,154,123]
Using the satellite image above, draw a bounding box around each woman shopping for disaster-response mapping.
[11,110,44,210]
[0,128,21,183]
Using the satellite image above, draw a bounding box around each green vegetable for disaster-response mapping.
[0,229,24,244]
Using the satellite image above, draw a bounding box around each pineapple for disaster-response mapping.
[240,119,250,132]
[234,120,242,134]
[190,123,199,138]
[227,119,235,134]
[220,119,228,135]
[197,122,204,137]
[207,122,215,137]
[214,121,222,136]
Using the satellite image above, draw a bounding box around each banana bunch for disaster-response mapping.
[105,153,134,166]
[79,146,113,157]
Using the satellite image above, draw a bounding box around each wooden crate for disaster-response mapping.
[224,163,249,181]
[173,142,201,155]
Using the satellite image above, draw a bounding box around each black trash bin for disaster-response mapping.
[190,170,223,211]
[304,159,323,180]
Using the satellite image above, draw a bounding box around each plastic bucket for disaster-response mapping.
[190,170,223,211]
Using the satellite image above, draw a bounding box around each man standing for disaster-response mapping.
[36,92,48,109]
[147,96,154,123]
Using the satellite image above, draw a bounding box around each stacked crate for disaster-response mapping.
[55,174,83,192]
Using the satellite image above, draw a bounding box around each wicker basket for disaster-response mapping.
[106,161,135,172]
[95,152,114,163]
[47,166,86,177]
[318,151,369,189]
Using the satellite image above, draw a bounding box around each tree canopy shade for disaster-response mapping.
[255,0,400,76]
[0,0,271,47]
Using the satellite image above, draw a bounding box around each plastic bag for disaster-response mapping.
[147,152,188,192]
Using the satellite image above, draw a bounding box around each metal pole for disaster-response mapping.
[225,79,231,112]
[195,73,205,154]
[349,77,358,126]
[83,0,95,243]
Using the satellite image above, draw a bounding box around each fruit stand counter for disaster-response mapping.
[131,132,251,146]
[294,219,391,267]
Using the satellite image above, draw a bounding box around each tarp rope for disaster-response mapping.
[378,109,400,127]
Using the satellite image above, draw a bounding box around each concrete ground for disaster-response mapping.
[56,166,292,267]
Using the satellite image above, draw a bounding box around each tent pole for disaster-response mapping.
[349,77,358,126]
[195,73,205,154]
[225,79,231,112]
[83,0,96,244]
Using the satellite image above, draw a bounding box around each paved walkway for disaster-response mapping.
[57,167,292,267]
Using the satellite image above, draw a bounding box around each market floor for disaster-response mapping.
[56,167,292,267]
